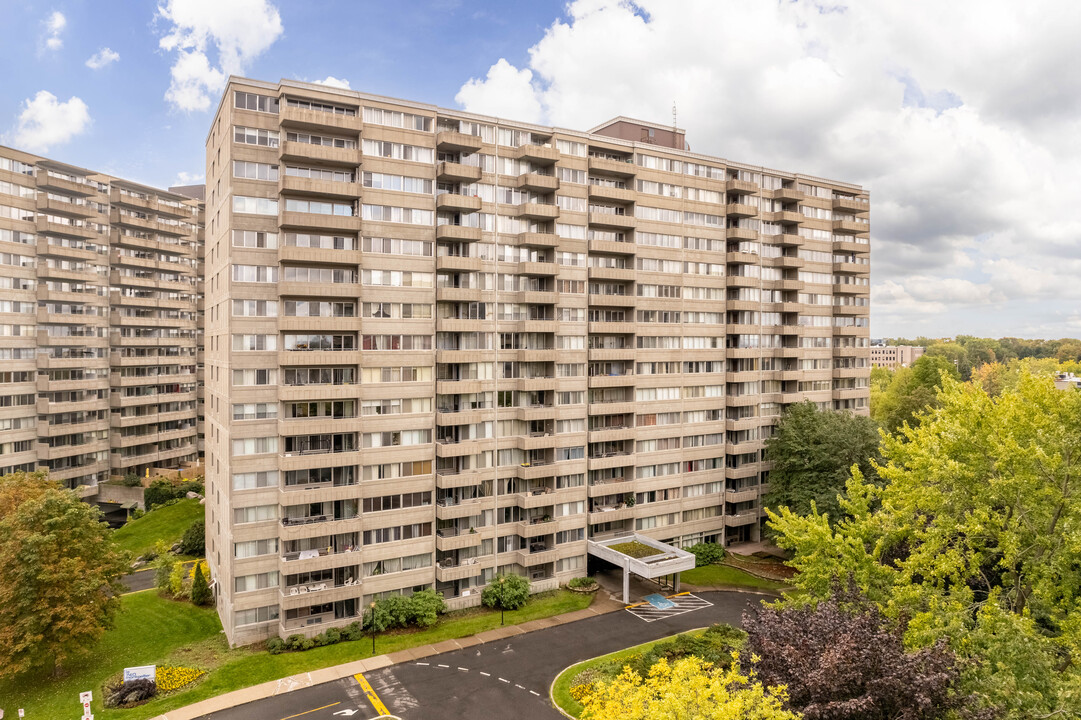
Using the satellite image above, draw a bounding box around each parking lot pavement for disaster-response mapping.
[624,592,714,622]
[196,590,765,720]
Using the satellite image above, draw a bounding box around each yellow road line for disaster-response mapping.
[668,591,691,597]
[356,672,390,716]
[280,702,340,720]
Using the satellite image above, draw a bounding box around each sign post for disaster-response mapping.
[79,690,93,720]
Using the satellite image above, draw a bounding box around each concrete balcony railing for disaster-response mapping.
[587,156,636,177]
[437,161,482,183]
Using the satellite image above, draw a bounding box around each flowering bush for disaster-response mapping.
[155,665,206,693]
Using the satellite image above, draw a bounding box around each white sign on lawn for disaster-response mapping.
[123,665,156,682]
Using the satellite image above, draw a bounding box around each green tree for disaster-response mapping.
[872,354,959,434]
[924,342,970,378]
[190,562,210,605]
[482,573,530,623]
[768,372,1081,718]
[763,401,880,524]
[0,471,131,678]
[179,518,205,556]
[579,655,798,720]
[152,539,176,591]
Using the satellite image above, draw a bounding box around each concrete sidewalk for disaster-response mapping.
[154,594,624,720]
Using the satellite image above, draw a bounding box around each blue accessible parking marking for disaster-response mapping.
[644,593,676,609]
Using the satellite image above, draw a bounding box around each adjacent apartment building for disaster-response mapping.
[0,146,203,492]
[203,77,870,645]
[869,344,924,370]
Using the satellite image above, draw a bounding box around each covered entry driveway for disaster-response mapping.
[586,534,697,603]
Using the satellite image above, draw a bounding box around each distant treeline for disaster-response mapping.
[882,335,1081,379]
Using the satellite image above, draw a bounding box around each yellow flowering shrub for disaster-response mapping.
[155,665,206,693]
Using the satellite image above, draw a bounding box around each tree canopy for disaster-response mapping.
[762,401,880,524]
[768,372,1081,718]
[0,471,131,678]
[871,354,959,434]
[481,573,530,611]
[580,655,798,720]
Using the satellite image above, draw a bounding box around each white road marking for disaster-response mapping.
[530,690,540,696]
[499,677,510,683]
[625,594,714,623]
[437,664,449,668]
[458,666,469,671]
[416,662,429,666]
[480,672,490,677]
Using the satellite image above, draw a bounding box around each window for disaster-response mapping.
[232,437,278,455]
[234,538,279,559]
[232,369,277,386]
[233,126,279,147]
[234,91,279,113]
[234,505,277,523]
[284,198,354,216]
[362,140,434,163]
[232,471,279,490]
[232,402,278,420]
[363,172,433,194]
[233,161,278,181]
[285,131,355,149]
[361,205,433,225]
[232,230,278,248]
[362,237,432,256]
[232,299,277,317]
[362,107,432,131]
[285,166,355,183]
[232,264,278,282]
[285,97,356,116]
[235,571,279,593]
[233,196,278,215]
[234,605,279,625]
[284,233,356,250]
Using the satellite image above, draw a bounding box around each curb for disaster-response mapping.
[153,598,622,720]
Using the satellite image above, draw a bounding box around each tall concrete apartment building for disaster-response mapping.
[0,146,203,492]
[204,78,870,645]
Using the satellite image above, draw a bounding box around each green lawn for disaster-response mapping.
[0,587,594,720]
[0,590,222,720]
[681,563,791,593]
[112,498,204,559]
[551,629,708,718]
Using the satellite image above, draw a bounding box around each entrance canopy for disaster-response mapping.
[587,534,696,602]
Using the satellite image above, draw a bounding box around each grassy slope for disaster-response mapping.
[2,587,593,720]
[112,498,204,559]
[0,591,222,720]
[680,563,791,593]
[550,629,709,718]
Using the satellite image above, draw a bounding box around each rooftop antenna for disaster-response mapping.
[672,101,677,132]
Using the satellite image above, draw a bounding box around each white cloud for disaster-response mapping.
[6,90,91,153]
[456,0,1081,338]
[42,10,65,51]
[156,0,283,112]
[456,59,543,122]
[174,171,204,185]
[86,48,120,69]
[314,76,351,89]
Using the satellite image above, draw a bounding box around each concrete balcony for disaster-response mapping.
[435,225,482,242]
[279,175,361,200]
[833,239,869,253]
[517,173,559,192]
[279,211,361,234]
[516,202,559,221]
[588,293,634,308]
[38,195,95,218]
[587,156,636,178]
[725,488,760,504]
[516,260,558,276]
[37,173,96,197]
[435,527,483,551]
[436,560,485,583]
[832,196,870,214]
[833,219,870,235]
[435,255,483,272]
[515,144,559,165]
[725,227,758,241]
[437,162,482,183]
[279,141,360,167]
[436,130,485,153]
[587,238,635,255]
[517,231,559,248]
[587,184,635,203]
[586,266,634,281]
[436,193,482,213]
[725,179,757,195]
[36,216,96,240]
[588,212,636,230]
[725,202,758,218]
[280,105,358,133]
[588,505,635,523]
[772,187,805,203]
[724,510,759,527]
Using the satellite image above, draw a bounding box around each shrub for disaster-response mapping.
[267,637,286,654]
[343,621,364,641]
[568,576,597,589]
[323,627,341,645]
[408,588,446,628]
[180,519,205,556]
[168,560,187,596]
[152,543,176,591]
[688,542,725,567]
[286,634,308,651]
[190,562,210,605]
[380,594,413,629]
[313,632,330,647]
[128,507,145,521]
[482,573,531,611]
[119,472,142,487]
[144,478,177,511]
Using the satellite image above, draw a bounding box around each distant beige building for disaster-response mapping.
[870,344,924,370]
[203,77,871,645]
[0,145,203,493]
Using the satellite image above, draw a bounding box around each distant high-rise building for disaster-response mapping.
[203,78,871,645]
[0,145,203,493]
[869,344,924,370]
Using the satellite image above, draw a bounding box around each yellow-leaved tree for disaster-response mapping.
[580,655,799,720]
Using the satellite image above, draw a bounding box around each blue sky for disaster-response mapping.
[0,0,565,188]
[2,0,1079,339]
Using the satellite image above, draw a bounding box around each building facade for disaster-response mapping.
[204,78,871,645]
[0,146,203,492]
[869,344,923,370]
